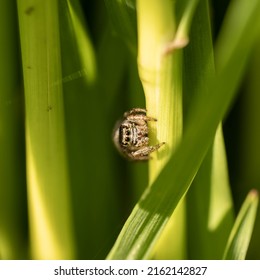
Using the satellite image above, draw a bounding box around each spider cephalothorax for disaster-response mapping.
[113,108,165,161]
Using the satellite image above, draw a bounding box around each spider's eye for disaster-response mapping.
[121,136,131,147]
[121,137,130,146]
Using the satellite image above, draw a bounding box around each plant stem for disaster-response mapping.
[137,0,183,184]
[17,0,75,259]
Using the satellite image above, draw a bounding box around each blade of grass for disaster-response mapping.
[223,190,259,260]
[137,0,184,259]
[185,0,234,259]
[60,0,124,259]
[17,0,75,259]
[187,126,234,259]
[104,0,137,53]
[239,38,260,259]
[0,0,27,259]
[107,0,260,259]
[137,0,182,183]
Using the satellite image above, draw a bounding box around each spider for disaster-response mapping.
[113,108,165,161]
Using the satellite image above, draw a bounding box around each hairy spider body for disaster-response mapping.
[113,108,165,161]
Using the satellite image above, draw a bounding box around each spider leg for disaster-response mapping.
[127,114,157,124]
[124,108,157,122]
[131,142,165,160]
[144,116,157,122]
[124,108,146,118]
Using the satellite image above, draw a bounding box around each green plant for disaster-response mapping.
[0,0,259,260]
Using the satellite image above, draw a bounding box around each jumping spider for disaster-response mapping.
[113,108,165,161]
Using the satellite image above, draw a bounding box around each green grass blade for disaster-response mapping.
[137,0,182,183]
[104,0,137,53]
[107,0,260,259]
[188,126,234,259]
[59,0,124,259]
[239,39,260,259]
[17,0,75,259]
[0,0,27,259]
[223,190,259,260]
[136,0,199,259]
[185,1,234,259]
